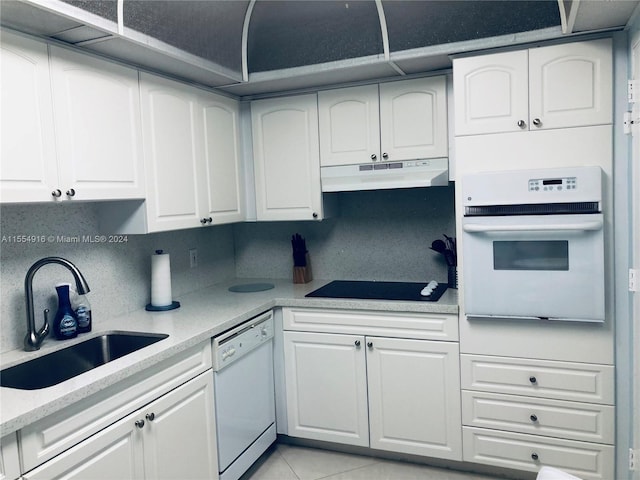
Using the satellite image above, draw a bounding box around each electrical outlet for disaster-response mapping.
[189,248,198,268]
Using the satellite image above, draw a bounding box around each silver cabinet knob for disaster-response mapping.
[135,419,145,429]
[355,340,361,347]
[66,188,76,197]
[146,413,155,421]
[531,452,539,461]
[529,376,537,384]
[312,212,318,219]
[517,120,526,128]
[530,414,538,422]
[367,341,373,349]
[382,152,388,160]
[51,189,62,198]
[532,118,542,127]
[370,154,377,161]
[206,217,212,223]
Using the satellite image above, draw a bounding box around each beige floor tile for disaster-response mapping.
[276,444,380,480]
[241,445,299,480]
[319,459,499,480]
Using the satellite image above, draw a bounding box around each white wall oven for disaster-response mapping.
[462,166,605,323]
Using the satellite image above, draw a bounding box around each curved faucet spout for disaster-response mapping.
[24,257,91,351]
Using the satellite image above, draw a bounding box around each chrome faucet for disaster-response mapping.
[24,257,90,351]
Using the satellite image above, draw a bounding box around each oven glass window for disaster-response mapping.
[493,241,569,271]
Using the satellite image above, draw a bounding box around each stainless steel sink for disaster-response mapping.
[0,332,169,390]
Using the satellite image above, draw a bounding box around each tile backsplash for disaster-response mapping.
[234,185,456,282]
[0,185,455,353]
[0,202,235,353]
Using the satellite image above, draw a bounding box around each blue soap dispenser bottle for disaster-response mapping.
[53,283,78,340]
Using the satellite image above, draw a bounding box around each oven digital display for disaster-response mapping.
[542,179,562,185]
[493,241,569,271]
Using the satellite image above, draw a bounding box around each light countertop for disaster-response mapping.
[0,278,458,437]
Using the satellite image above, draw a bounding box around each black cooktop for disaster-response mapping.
[305,280,447,302]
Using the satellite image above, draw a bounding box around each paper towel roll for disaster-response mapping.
[151,250,173,307]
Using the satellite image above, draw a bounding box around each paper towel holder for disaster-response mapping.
[146,249,180,311]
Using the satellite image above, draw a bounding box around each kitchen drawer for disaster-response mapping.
[463,427,614,480]
[460,354,614,404]
[20,341,212,472]
[461,391,614,444]
[283,308,458,341]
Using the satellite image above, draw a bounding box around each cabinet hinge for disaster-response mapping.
[629,80,640,103]
[630,269,640,292]
[630,448,639,470]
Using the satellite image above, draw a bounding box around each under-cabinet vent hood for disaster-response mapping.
[321,157,448,192]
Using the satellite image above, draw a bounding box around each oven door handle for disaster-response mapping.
[463,219,603,233]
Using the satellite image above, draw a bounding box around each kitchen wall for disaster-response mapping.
[0,202,235,354]
[0,185,455,354]
[234,185,456,282]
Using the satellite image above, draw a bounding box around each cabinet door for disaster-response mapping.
[49,46,145,201]
[284,331,369,446]
[453,50,529,135]
[251,94,323,221]
[0,434,20,480]
[529,39,612,130]
[23,412,144,480]
[0,31,58,203]
[140,73,203,232]
[142,372,217,480]
[367,337,462,460]
[198,91,244,224]
[318,84,380,167]
[379,77,448,160]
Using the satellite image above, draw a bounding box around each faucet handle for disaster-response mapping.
[38,308,50,339]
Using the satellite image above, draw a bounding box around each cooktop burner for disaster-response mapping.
[306,280,447,302]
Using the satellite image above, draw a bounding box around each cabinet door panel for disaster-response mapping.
[318,84,380,167]
[529,39,612,130]
[140,74,202,231]
[50,46,144,200]
[284,331,369,446]
[380,77,448,160]
[367,337,461,460]
[453,50,529,135]
[199,93,244,224]
[23,413,144,480]
[0,31,58,203]
[251,94,322,221]
[143,372,217,480]
[0,434,20,480]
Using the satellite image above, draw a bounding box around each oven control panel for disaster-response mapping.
[528,176,577,192]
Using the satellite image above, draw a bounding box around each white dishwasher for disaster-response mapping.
[212,310,276,480]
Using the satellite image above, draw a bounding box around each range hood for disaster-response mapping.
[321,157,448,192]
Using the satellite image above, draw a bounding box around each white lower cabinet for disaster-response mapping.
[282,308,461,461]
[460,354,615,479]
[23,372,216,480]
[19,341,217,479]
[0,434,20,480]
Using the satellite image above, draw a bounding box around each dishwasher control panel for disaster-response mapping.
[212,310,274,371]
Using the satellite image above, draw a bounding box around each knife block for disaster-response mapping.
[293,254,312,284]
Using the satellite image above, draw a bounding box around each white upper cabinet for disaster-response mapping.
[137,73,244,232]
[453,38,612,136]
[0,31,59,203]
[251,94,323,221]
[379,77,448,161]
[198,92,244,225]
[318,84,380,167]
[49,46,145,201]
[528,40,612,131]
[319,77,448,167]
[0,31,145,203]
[139,73,202,232]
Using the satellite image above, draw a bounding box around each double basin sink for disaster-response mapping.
[0,332,169,390]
